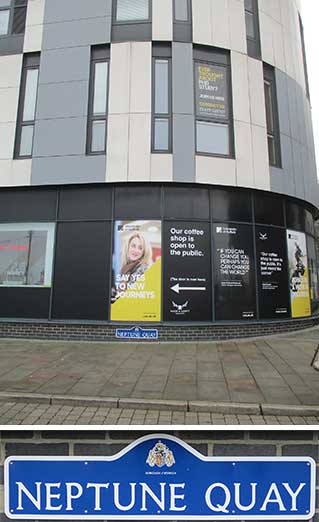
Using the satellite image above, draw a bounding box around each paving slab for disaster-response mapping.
[0,327,317,423]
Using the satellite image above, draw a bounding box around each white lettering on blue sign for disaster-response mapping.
[5,434,316,520]
[115,327,158,339]
[14,480,307,514]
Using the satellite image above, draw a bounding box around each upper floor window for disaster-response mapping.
[152,44,172,153]
[115,0,150,22]
[264,64,281,168]
[194,48,233,157]
[87,46,110,155]
[173,0,191,22]
[14,53,40,159]
[0,0,28,36]
[244,0,261,59]
[299,14,310,100]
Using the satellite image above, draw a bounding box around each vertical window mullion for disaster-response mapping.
[87,46,110,155]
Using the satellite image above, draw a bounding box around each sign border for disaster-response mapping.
[4,433,316,521]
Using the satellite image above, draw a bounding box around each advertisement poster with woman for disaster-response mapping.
[287,230,311,318]
[110,220,162,322]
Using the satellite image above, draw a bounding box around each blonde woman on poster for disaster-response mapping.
[111,221,162,322]
[120,232,152,290]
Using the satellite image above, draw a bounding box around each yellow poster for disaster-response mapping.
[287,230,311,318]
[110,220,162,322]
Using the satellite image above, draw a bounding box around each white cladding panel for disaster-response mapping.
[24,0,45,53]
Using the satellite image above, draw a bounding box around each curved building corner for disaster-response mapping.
[0,0,318,341]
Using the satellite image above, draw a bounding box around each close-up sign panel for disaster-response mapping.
[5,435,315,520]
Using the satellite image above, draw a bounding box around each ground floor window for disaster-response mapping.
[0,223,55,287]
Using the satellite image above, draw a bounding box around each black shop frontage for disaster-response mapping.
[0,183,318,341]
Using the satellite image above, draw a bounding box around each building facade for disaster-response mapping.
[0,0,318,340]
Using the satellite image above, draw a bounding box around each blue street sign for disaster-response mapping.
[5,434,315,520]
[115,326,158,339]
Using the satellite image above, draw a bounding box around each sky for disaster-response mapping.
[301,0,319,176]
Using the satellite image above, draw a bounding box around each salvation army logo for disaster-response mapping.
[146,441,175,468]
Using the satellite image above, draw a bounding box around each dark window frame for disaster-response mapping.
[244,0,261,60]
[263,63,282,168]
[14,52,40,160]
[151,44,172,154]
[112,0,152,25]
[194,47,235,159]
[0,0,28,37]
[299,14,310,100]
[86,45,110,156]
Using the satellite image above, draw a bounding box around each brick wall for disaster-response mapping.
[0,430,318,521]
[0,316,318,342]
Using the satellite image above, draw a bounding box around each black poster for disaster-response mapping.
[195,63,228,120]
[214,223,256,320]
[164,222,212,321]
[256,226,289,319]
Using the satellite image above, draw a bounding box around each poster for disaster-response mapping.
[287,230,311,318]
[255,227,289,319]
[214,223,256,320]
[195,63,228,120]
[163,222,212,321]
[110,220,162,322]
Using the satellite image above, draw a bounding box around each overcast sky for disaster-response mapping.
[301,0,319,177]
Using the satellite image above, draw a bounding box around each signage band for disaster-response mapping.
[5,435,316,520]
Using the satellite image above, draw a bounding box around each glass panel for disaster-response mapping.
[116,0,149,21]
[22,68,39,121]
[0,0,11,7]
[174,0,189,21]
[93,61,108,116]
[196,121,229,155]
[267,134,276,165]
[155,59,169,114]
[0,9,10,35]
[0,230,29,285]
[0,225,53,287]
[26,230,47,285]
[244,0,254,11]
[19,125,34,156]
[264,80,274,132]
[245,11,255,39]
[91,120,106,152]
[154,118,169,150]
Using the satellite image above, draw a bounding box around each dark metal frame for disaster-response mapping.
[14,52,40,159]
[151,44,173,154]
[86,45,110,156]
[263,63,282,169]
[193,47,235,159]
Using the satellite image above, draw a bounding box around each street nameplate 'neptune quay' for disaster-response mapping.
[4,434,316,520]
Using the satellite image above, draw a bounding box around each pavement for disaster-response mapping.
[0,325,319,425]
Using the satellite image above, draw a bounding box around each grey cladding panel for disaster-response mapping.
[275,69,290,137]
[33,117,87,157]
[44,0,112,23]
[0,34,23,56]
[31,155,106,185]
[172,42,194,115]
[42,17,111,50]
[36,81,89,119]
[172,43,195,182]
[173,114,195,182]
[39,47,90,84]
